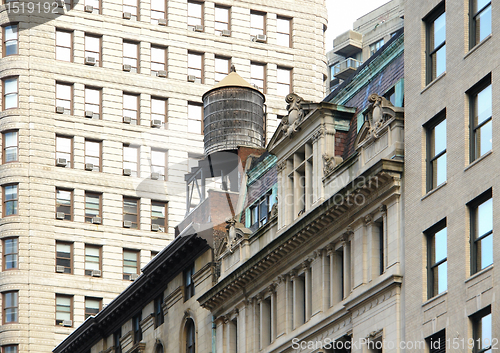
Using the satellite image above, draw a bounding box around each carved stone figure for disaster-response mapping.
[282,93,305,137]
[323,154,343,175]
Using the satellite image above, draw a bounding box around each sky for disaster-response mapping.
[325,0,391,51]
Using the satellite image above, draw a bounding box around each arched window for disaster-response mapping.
[155,343,164,353]
[186,319,195,353]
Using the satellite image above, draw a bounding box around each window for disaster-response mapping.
[187,102,203,134]
[188,52,203,83]
[214,5,230,36]
[277,67,292,96]
[55,295,72,326]
[56,82,72,114]
[85,0,99,13]
[426,219,447,299]
[151,201,167,231]
[3,238,18,270]
[151,98,167,127]
[426,330,446,353]
[85,192,101,223]
[151,0,166,24]
[2,291,18,324]
[3,77,18,110]
[369,38,384,56]
[56,241,72,274]
[470,0,491,48]
[85,139,101,171]
[251,62,266,93]
[3,130,18,163]
[123,197,139,229]
[214,56,230,83]
[56,188,72,221]
[249,192,275,230]
[154,294,164,327]
[123,0,139,20]
[425,113,446,191]
[469,77,492,161]
[425,3,446,83]
[123,144,139,177]
[85,297,101,319]
[1,345,18,353]
[56,135,72,167]
[3,184,17,216]
[123,41,139,72]
[151,46,166,76]
[276,17,291,47]
[85,86,101,119]
[85,34,101,66]
[3,24,18,56]
[133,312,142,343]
[113,329,122,353]
[471,306,492,353]
[250,11,266,37]
[123,249,139,278]
[56,29,72,62]
[186,319,195,353]
[123,93,139,125]
[187,1,203,30]
[184,264,195,300]
[151,149,167,180]
[85,244,101,275]
[470,190,493,274]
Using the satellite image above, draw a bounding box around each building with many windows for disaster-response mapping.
[326,0,404,92]
[0,0,327,352]
[53,25,405,353]
[404,0,496,352]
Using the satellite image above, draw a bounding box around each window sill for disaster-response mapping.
[421,181,447,201]
[465,34,492,60]
[421,72,446,94]
[464,150,492,172]
[465,264,493,284]
[422,290,447,307]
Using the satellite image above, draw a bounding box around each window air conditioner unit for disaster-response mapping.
[123,12,131,19]
[151,172,160,180]
[187,75,196,82]
[85,110,94,118]
[221,29,231,37]
[85,56,96,65]
[158,18,167,26]
[123,168,132,176]
[123,116,132,124]
[151,119,162,128]
[194,25,204,32]
[130,273,139,280]
[56,265,65,273]
[123,220,132,228]
[156,70,167,78]
[56,106,65,114]
[84,5,93,12]
[92,216,101,224]
[56,158,67,167]
[151,223,160,231]
[92,270,101,277]
[123,274,131,280]
[85,163,94,171]
[123,64,132,72]
[62,320,72,327]
[56,212,65,220]
[256,34,267,42]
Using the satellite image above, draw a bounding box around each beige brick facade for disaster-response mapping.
[405,0,498,350]
[0,0,327,351]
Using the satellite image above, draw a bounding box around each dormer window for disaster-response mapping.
[249,191,275,230]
